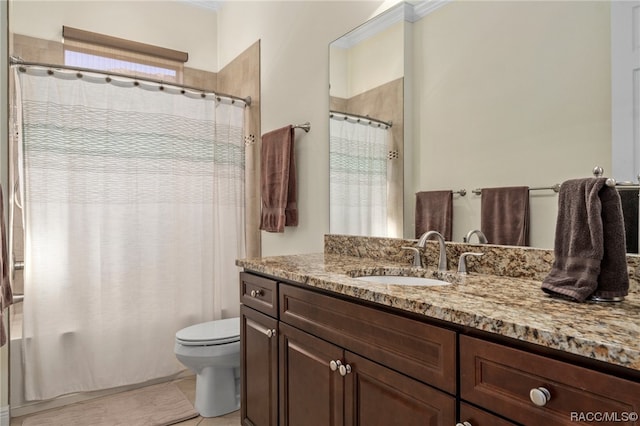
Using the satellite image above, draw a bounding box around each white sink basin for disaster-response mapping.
[354,275,451,286]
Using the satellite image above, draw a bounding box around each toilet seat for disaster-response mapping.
[176,318,240,346]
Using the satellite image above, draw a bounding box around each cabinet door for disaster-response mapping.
[241,305,278,426]
[279,322,344,426]
[459,402,517,426]
[344,351,456,426]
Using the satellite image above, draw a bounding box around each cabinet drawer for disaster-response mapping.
[459,402,516,426]
[460,335,640,426]
[280,283,456,394]
[240,272,278,317]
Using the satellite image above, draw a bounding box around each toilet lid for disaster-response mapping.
[176,317,240,346]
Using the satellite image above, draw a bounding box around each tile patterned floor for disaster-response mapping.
[10,377,241,426]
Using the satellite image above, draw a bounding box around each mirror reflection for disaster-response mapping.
[329,4,405,238]
[329,0,640,252]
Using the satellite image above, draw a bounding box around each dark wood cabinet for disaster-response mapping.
[344,351,455,426]
[240,271,278,317]
[458,402,517,426]
[279,322,344,426]
[241,272,457,426]
[279,283,457,394]
[241,271,640,426]
[460,335,640,426]
[240,272,280,426]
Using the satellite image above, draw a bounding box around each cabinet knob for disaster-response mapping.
[266,329,276,338]
[529,387,551,406]
[250,289,263,297]
[329,360,341,371]
[456,422,472,426]
[338,363,352,376]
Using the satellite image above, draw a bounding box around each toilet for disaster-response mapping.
[174,317,240,417]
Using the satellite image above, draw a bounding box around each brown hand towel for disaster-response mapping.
[541,178,629,302]
[415,190,453,240]
[0,186,13,346]
[259,125,298,233]
[480,186,530,246]
[619,189,638,253]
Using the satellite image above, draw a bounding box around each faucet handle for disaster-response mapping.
[401,246,422,267]
[458,252,484,274]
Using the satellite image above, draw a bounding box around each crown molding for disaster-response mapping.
[332,1,451,49]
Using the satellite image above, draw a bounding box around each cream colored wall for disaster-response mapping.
[410,1,611,248]
[348,21,403,97]
[329,45,348,99]
[217,1,383,256]
[330,21,403,99]
[9,0,217,71]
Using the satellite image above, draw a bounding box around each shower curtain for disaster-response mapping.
[329,117,389,237]
[14,67,246,400]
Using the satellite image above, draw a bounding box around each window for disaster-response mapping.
[62,26,187,83]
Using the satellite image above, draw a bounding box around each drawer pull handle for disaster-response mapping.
[456,422,472,426]
[266,329,276,338]
[250,289,264,298]
[338,363,352,376]
[529,387,551,406]
[329,360,341,371]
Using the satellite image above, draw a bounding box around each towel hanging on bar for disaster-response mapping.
[259,125,298,232]
[480,186,530,246]
[415,190,453,240]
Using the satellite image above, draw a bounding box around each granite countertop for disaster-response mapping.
[237,253,640,373]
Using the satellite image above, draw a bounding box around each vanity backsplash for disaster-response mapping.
[324,234,640,292]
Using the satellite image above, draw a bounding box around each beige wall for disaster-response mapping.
[330,21,404,99]
[347,21,404,98]
[410,1,611,248]
[217,1,383,256]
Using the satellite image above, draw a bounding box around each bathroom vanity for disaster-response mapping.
[238,237,640,426]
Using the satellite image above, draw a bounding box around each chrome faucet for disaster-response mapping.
[417,231,447,272]
[401,246,422,267]
[458,252,484,274]
[464,229,488,244]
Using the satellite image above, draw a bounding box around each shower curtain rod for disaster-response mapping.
[10,58,252,107]
[330,110,392,129]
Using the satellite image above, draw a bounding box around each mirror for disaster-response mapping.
[329,0,640,252]
[329,2,407,238]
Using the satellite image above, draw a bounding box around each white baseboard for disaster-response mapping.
[0,405,9,426]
